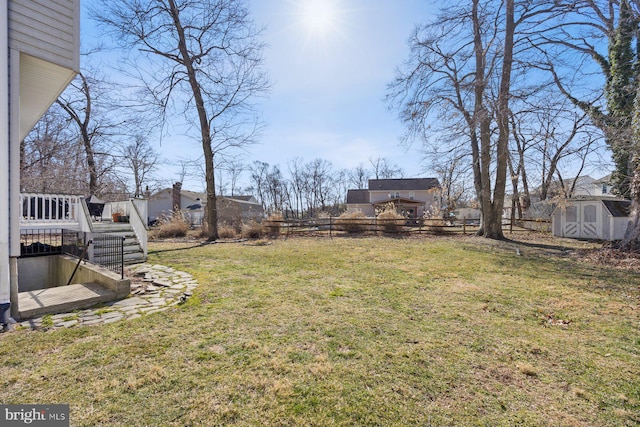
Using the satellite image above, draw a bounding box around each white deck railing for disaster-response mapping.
[19,193,83,227]
[19,193,149,257]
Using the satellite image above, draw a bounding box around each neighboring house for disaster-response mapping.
[1,1,81,325]
[505,175,616,220]
[551,196,631,241]
[346,178,441,218]
[453,207,481,221]
[593,175,614,197]
[546,175,615,199]
[148,183,264,226]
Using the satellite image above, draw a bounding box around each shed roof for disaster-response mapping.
[346,189,369,204]
[368,178,440,191]
[373,197,424,206]
[602,199,631,217]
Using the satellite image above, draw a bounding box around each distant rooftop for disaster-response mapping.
[368,178,440,191]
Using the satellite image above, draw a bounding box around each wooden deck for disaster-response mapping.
[19,283,118,319]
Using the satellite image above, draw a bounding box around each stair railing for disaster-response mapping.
[66,239,93,286]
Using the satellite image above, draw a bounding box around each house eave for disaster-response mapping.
[19,53,77,141]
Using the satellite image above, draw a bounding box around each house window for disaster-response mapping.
[394,192,400,198]
[584,205,596,223]
[602,183,608,194]
[409,191,415,200]
[566,206,577,222]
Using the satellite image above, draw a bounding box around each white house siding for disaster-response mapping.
[8,0,79,70]
[3,0,80,319]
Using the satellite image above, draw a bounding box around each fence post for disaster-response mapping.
[463,218,466,235]
[121,236,125,279]
[329,216,332,238]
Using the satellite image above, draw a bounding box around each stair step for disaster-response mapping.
[89,223,146,267]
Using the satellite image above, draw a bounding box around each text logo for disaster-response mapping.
[1,405,69,426]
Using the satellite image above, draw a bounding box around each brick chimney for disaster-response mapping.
[172,182,182,212]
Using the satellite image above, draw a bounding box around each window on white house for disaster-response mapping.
[395,192,400,198]
[409,191,415,200]
[602,183,608,194]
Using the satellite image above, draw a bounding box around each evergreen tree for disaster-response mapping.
[606,0,637,197]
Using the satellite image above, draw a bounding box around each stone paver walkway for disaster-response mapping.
[18,263,198,330]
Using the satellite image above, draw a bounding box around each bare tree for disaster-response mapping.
[96,0,269,240]
[430,147,473,216]
[56,71,121,196]
[249,160,269,211]
[119,135,162,197]
[348,163,370,190]
[388,0,559,238]
[532,0,640,247]
[226,161,245,196]
[21,108,87,193]
[287,157,306,218]
[368,157,404,180]
[304,158,335,215]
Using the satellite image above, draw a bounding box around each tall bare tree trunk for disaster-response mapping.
[57,73,99,195]
[167,0,218,240]
[475,0,514,239]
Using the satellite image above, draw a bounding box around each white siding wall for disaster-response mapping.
[8,0,79,70]
[613,218,629,240]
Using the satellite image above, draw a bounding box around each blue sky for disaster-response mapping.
[248,0,433,175]
[82,0,435,191]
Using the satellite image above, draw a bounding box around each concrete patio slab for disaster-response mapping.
[19,283,118,319]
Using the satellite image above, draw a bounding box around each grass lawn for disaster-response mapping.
[1,235,639,426]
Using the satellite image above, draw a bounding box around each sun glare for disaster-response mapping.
[301,0,336,34]
[292,0,348,46]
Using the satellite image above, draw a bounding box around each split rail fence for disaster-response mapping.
[260,217,551,238]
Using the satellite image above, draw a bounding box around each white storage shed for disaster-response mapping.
[551,197,631,241]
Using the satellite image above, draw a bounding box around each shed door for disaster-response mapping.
[563,206,579,238]
[563,203,600,239]
[580,204,599,239]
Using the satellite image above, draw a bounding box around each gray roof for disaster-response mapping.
[346,189,369,204]
[368,178,440,191]
[602,199,631,217]
[225,195,255,202]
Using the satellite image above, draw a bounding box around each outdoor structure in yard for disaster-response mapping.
[551,197,631,241]
[148,183,264,226]
[1,0,81,325]
[346,178,441,219]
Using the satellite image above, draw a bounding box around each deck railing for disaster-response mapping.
[19,229,64,257]
[19,193,83,226]
[19,228,125,278]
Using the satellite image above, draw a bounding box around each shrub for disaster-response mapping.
[424,217,447,234]
[336,211,367,234]
[376,208,405,233]
[241,220,264,239]
[154,213,190,238]
[218,224,237,239]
